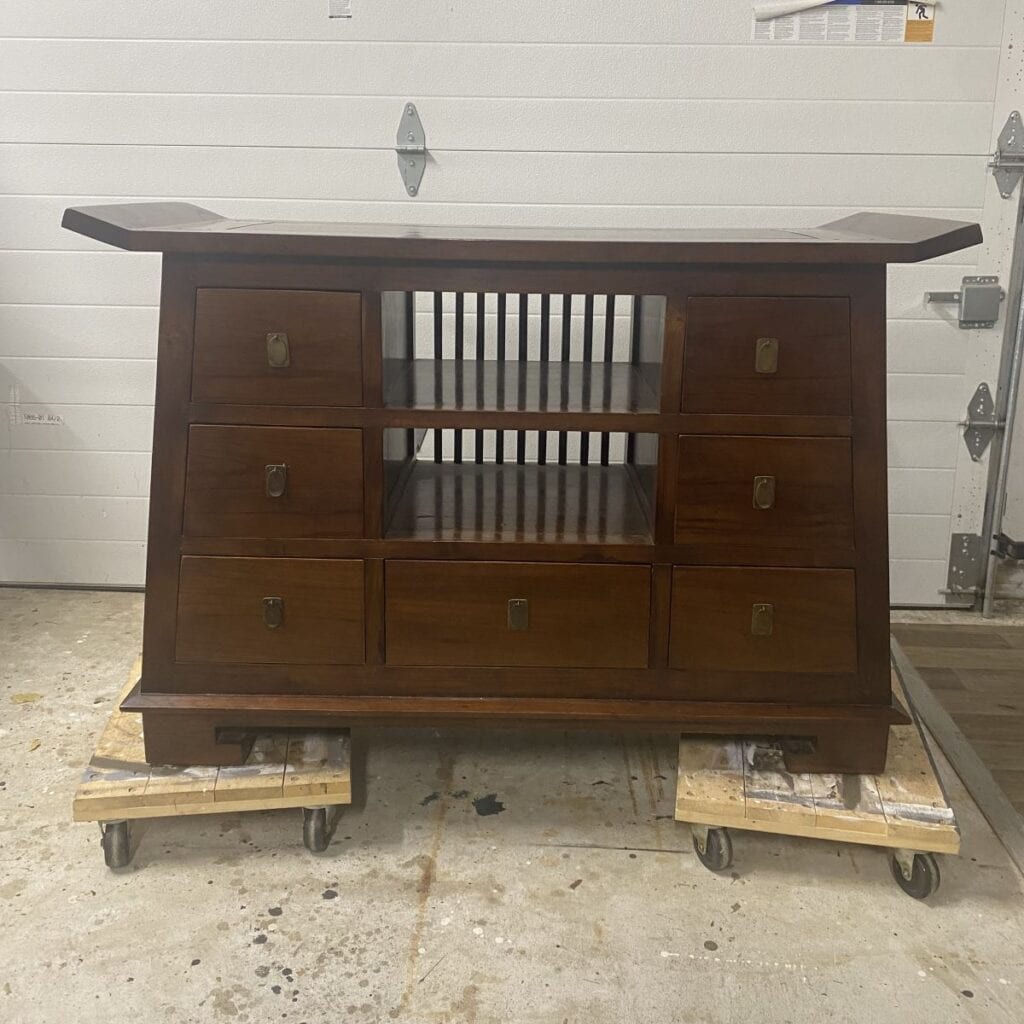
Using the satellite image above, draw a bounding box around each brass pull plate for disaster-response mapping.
[752,474,776,510]
[755,337,778,374]
[265,463,288,498]
[266,332,291,368]
[507,598,529,631]
[751,602,774,637]
[263,596,284,629]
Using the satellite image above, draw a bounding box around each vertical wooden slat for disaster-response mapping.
[581,295,594,465]
[454,292,464,464]
[433,291,443,463]
[475,292,485,464]
[600,294,615,466]
[538,293,551,465]
[496,293,507,465]
[558,294,571,466]
[517,293,529,464]
[626,295,641,465]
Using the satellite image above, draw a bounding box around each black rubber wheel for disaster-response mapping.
[303,808,330,854]
[693,827,733,872]
[101,821,131,869]
[890,851,941,899]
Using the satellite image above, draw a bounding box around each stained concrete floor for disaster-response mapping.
[1,588,1023,1024]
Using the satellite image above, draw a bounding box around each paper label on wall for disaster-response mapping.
[328,0,352,18]
[752,2,936,44]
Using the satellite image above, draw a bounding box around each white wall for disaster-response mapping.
[0,1,1009,591]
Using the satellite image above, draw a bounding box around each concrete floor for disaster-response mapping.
[1,588,1023,1024]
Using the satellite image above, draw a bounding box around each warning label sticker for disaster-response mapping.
[752,1,936,44]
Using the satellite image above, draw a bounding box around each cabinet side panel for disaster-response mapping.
[849,266,893,702]
[140,255,196,692]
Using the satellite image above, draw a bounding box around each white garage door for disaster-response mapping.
[0,1,1019,602]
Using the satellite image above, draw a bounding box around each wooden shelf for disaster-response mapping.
[384,359,660,415]
[385,462,654,544]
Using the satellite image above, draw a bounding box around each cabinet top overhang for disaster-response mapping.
[62,202,981,266]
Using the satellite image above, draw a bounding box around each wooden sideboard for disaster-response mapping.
[63,203,982,773]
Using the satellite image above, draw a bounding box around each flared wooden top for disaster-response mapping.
[62,202,981,266]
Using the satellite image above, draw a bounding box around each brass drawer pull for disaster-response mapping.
[266,331,291,368]
[262,596,284,629]
[755,336,778,374]
[507,598,529,631]
[752,474,776,510]
[265,463,288,498]
[751,602,774,637]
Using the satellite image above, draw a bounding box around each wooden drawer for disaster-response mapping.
[191,288,363,406]
[175,556,364,665]
[385,561,651,668]
[681,297,851,416]
[674,435,853,552]
[669,567,858,674]
[183,425,364,538]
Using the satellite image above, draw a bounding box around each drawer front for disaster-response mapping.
[674,435,854,552]
[184,425,364,538]
[669,567,858,674]
[681,297,851,416]
[191,288,363,406]
[176,556,365,665]
[386,561,651,668]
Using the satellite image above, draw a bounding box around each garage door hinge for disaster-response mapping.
[943,533,984,598]
[396,102,426,197]
[959,383,1006,462]
[991,111,1024,199]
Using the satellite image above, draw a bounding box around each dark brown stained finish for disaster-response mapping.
[62,203,982,265]
[681,297,851,417]
[385,461,654,544]
[669,567,858,674]
[674,435,854,552]
[384,359,662,414]
[175,556,365,665]
[60,201,983,773]
[192,288,363,406]
[183,425,364,538]
[385,560,651,669]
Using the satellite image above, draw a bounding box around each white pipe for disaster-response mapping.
[754,0,937,21]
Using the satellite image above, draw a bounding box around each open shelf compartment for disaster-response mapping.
[383,428,658,545]
[381,291,666,415]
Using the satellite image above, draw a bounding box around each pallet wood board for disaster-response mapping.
[73,659,351,823]
[675,667,959,855]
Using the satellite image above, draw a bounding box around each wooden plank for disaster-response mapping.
[741,741,817,830]
[72,659,151,820]
[873,725,959,853]
[282,733,352,803]
[212,735,289,804]
[675,738,746,826]
[808,772,889,838]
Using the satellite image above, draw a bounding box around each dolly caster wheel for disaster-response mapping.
[100,820,131,869]
[692,825,733,873]
[890,850,940,899]
[302,807,331,854]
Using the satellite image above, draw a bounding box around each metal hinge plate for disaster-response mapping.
[944,533,983,599]
[991,110,1024,199]
[960,382,1006,461]
[396,102,426,197]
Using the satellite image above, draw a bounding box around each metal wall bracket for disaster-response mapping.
[943,533,984,598]
[990,110,1024,199]
[995,533,1024,561]
[396,102,426,197]
[925,276,1004,329]
[960,382,1006,462]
